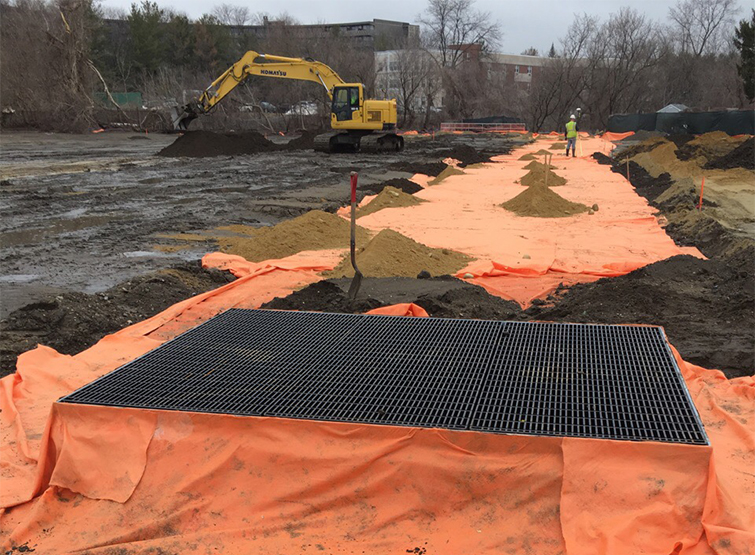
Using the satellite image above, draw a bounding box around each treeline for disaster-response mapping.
[523,3,754,131]
[0,0,376,131]
[0,0,752,132]
[387,1,754,131]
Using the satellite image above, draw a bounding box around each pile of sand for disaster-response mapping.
[428,165,464,185]
[550,142,567,150]
[329,229,472,278]
[357,186,425,217]
[615,136,668,162]
[519,149,554,161]
[502,185,589,218]
[158,131,278,157]
[630,141,696,178]
[519,163,567,187]
[218,210,371,262]
[523,160,556,170]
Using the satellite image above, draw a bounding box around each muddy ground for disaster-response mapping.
[0,130,520,318]
[0,130,521,374]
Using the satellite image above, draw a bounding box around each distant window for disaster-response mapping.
[527,66,532,74]
[515,65,520,74]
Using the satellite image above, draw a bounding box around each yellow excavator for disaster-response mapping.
[172,51,403,153]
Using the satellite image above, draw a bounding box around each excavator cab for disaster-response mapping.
[332,85,361,122]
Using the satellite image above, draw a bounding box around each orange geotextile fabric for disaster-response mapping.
[366,303,429,317]
[601,131,635,142]
[0,346,752,554]
[340,137,701,306]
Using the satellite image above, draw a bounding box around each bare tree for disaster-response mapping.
[419,0,501,68]
[526,14,599,131]
[669,0,739,56]
[211,3,250,26]
[589,8,665,127]
[392,48,436,126]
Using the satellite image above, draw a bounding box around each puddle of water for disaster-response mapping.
[0,274,40,283]
[121,250,178,259]
[60,207,87,218]
[0,214,118,247]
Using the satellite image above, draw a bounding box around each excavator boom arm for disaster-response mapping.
[197,51,345,112]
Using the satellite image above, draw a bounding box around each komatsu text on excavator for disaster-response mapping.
[172,51,403,153]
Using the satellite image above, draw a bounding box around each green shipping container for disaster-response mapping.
[93,92,143,108]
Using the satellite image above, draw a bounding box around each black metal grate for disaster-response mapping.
[60,309,707,445]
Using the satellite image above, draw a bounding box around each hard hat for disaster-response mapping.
[570,114,576,120]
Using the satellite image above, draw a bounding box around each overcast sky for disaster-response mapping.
[98,0,729,54]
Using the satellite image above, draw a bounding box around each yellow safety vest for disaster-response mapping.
[566,121,578,138]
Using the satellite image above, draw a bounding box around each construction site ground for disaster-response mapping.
[1,130,753,378]
[1,128,754,554]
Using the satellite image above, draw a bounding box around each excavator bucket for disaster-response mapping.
[171,105,198,131]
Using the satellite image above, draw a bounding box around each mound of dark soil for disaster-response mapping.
[440,145,493,167]
[0,261,235,377]
[526,255,754,378]
[360,178,423,195]
[158,130,279,157]
[675,142,703,161]
[262,276,520,320]
[666,134,695,148]
[609,160,674,203]
[414,287,520,320]
[704,137,755,170]
[389,161,448,176]
[665,210,755,262]
[262,280,383,313]
[592,152,613,165]
[285,130,318,150]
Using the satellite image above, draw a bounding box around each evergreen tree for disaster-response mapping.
[128,1,166,75]
[548,43,557,58]
[165,13,195,68]
[193,15,234,72]
[734,9,755,103]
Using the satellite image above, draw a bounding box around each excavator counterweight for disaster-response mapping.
[173,51,403,153]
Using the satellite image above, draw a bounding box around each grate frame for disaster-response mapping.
[61,309,708,445]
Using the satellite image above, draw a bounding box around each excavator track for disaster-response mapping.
[358,133,404,153]
[313,132,339,153]
[313,132,404,154]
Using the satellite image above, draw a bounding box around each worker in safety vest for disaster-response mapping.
[565,114,578,157]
